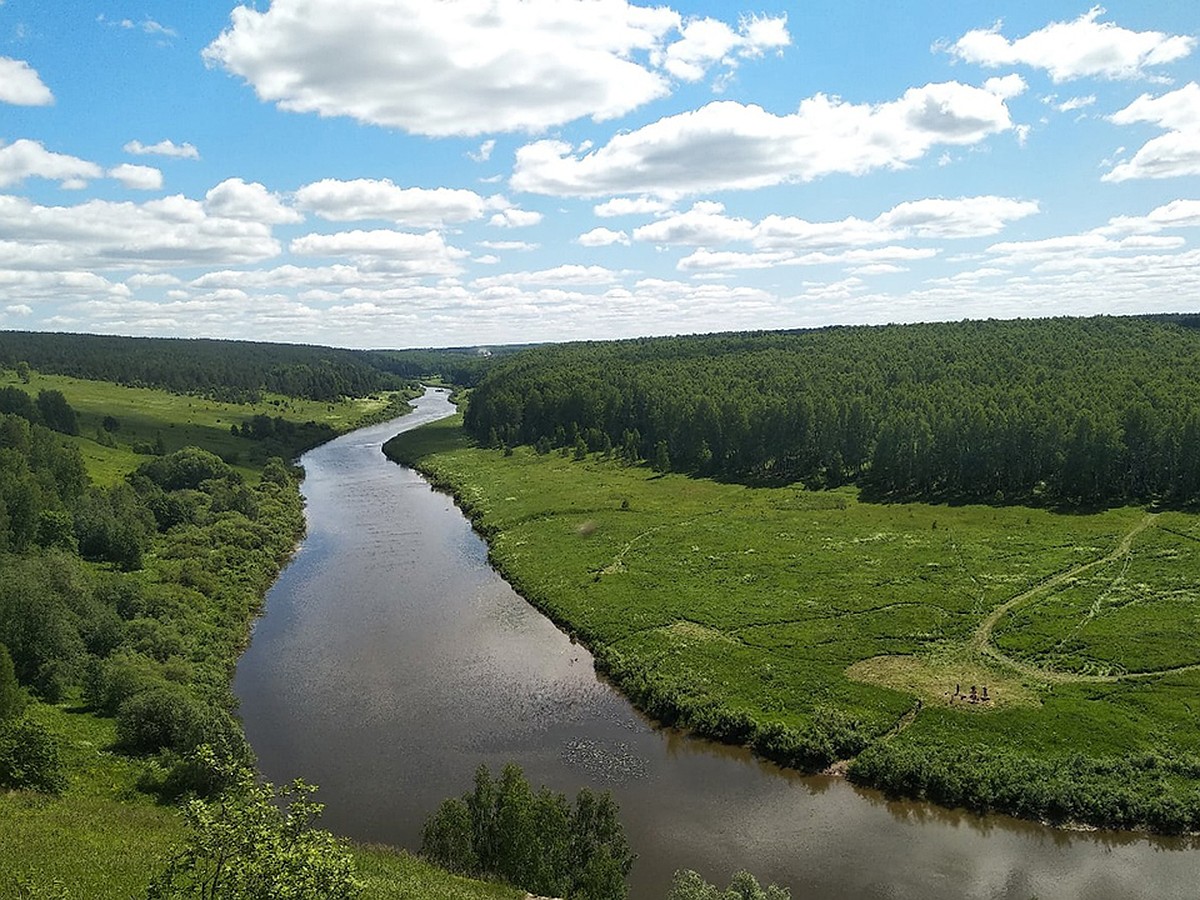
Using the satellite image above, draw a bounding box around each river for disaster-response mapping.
[235,387,1196,899]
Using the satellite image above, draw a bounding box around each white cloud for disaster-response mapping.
[512,82,1014,197]
[5,304,33,316]
[1095,199,1200,236]
[109,163,163,191]
[0,192,284,270]
[124,139,200,159]
[294,178,485,226]
[1055,95,1096,112]
[468,140,496,163]
[0,139,103,188]
[1103,83,1200,181]
[948,8,1195,82]
[594,196,673,218]
[205,178,302,224]
[875,195,1039,239]
[0,57,54,106]
[204,0,783,137]
[478,240,539,251]
[656,14,788,83]
[983,73,1027,99]
[473,264,624,288]
[289,228,469,275]
[577,227,630,247]
[632,201,754,245]
[489,208,543,228]
[631,195,1038,252]
[677,245,937,272]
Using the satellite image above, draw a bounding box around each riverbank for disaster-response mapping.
[383,413,1200,836]
[0,381,519,899]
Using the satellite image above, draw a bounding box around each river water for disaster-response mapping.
[235,387,1196,899]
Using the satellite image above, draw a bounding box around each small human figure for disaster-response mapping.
[955,683,961,696]
[982,685,989,701]
[969,685,978,703]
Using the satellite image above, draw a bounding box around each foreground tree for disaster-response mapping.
[146,747,360,900]
[666,869,790,900]
[422,762,633,900]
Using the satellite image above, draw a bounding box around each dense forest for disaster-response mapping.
[463,316,1200,508]
[0,331,507,402]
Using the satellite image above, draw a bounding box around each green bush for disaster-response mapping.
[422,763,633,900]
[116,685,205,754]
[0,716,67,793]
[666,869,790,900]
[147,748,361,899]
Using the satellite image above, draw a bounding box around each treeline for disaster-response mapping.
[464,316,1200,508]
[366,347,509,388]
[0,331,397,402]
[850,741,1200,834]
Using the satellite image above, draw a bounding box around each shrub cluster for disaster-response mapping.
[422,763,634,900]
[849,741,1200,834]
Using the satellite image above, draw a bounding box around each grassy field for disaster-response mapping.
[386,415,1200,828]
[9,370,403,483]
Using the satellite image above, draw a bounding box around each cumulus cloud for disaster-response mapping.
[204,0,788,136]
[875,196,1040,239]
[0,57,54,105]
[289,228,469,275]
[1094,199,1200,236]
[655,14,788,83]
[472,264,625,288]
[109,163,163,191]
[577,227,630,247]
[594,196,673,218]
[0,140,103,188]
[948,8,1195,82]
[632,201,754,245]
[1103,83,1200,181]
[677,245,938,272]
[478,240,539,251]
[0,192,284,271]
[630,196,1038,255]
[204,178,302,223]
[512,82,1014,197]
[124,139,200,159]
[489,208,543,228]
[294,178,486,226]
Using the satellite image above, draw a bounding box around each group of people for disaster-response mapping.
[950,683,990,704]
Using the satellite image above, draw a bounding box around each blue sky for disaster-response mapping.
[0,2,1197,349]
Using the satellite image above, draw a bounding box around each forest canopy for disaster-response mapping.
[463,315,1200,508]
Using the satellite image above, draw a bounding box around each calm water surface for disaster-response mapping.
[235,387,1197,899]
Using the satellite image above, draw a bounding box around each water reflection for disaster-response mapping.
[235,387,1197,900]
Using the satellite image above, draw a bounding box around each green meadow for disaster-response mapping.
[386,415,1200,831]
[10,369,403,483]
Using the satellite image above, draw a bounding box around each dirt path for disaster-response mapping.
[969,512,1200,684]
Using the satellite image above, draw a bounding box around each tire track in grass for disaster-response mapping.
[968,512,1200,684]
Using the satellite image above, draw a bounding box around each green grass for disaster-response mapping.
[386,416,1200,824]
[0,703,183,900]
[10,371,402,484]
